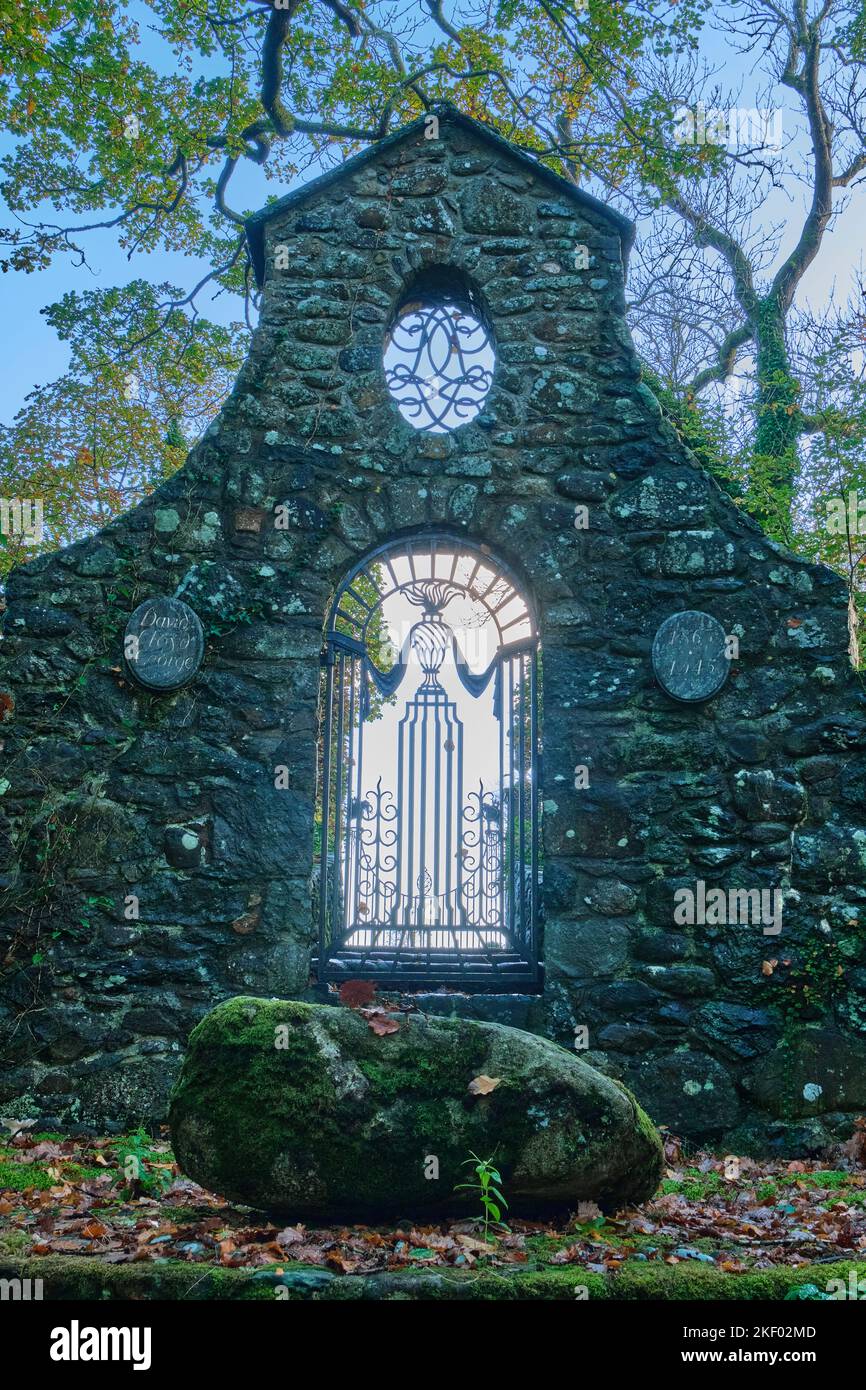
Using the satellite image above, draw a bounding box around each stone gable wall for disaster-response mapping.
[1,116,864,1150]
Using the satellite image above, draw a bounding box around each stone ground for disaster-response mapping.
[2,1126,865,1300]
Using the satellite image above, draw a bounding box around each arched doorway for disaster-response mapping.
[316,533,541,989]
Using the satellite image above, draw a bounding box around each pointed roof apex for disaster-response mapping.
[245,105,634,286]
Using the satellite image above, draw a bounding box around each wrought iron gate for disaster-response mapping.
[317,536,540,988]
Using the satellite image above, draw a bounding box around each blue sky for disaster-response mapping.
[0,6,863,425]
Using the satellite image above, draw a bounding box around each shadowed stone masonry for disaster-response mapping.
[1,109,864,1153]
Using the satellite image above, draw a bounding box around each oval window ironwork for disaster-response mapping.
[317,535,541,989]
[383,300,494,433]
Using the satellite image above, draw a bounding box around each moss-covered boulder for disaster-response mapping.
[169,997,663,1219]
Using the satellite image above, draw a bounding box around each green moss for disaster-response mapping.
[175,1004,396,1180]
[805,1170,856,1189]
[356,1039,485,1101]
[0,1161,53,1191]
[170,999,371,1207]
[662,1168,725,1201]
[158,1205,214,1225]
[630,1097,664,1189]
[3,1254,864,1302]
[0,1230,31,1255]
[0,1145,104,1189]
[610,1261,866,1301]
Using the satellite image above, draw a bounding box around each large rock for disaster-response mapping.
[169,997,663,1219]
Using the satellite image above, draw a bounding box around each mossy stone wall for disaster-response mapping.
[1,110,864,1150]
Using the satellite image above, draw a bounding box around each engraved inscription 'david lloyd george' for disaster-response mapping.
[123,597,205,692]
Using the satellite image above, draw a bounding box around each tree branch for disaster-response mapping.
[687,323,754,394]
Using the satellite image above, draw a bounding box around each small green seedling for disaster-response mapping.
[115,1127,172,1199]
[454,1151,509,1242]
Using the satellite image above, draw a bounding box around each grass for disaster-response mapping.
[661,1165,862,1203]
[661,1169,726,1201]
[0,1146,106,1191]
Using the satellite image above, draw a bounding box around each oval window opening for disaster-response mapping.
[384,298,494,433]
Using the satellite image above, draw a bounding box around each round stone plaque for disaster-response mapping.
[651,610,729,703]
[123,597,204,692]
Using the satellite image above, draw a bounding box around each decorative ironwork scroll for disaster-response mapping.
[383,302,494,433]
[318,537,540,989]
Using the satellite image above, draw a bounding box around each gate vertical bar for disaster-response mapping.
[318,647,335,970]
[343,657,357,941]
[530,648,539,972]
[331,653,346,945]
[507,655,516,950]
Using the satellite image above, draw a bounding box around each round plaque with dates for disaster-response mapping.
[123,597,204,692]
[651,610,729,703]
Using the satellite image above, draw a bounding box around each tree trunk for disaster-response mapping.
[750,298,802,538]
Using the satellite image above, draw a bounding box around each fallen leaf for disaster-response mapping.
[455,1232,497,1255]
[360,1007,400,1036]
[326,1252,360,1273]
[289,1244,328,1265]
[549,1243,581,1264]
[339,979,377,1009]
[276,1226,306,1248]
[468,1075,500,1096]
